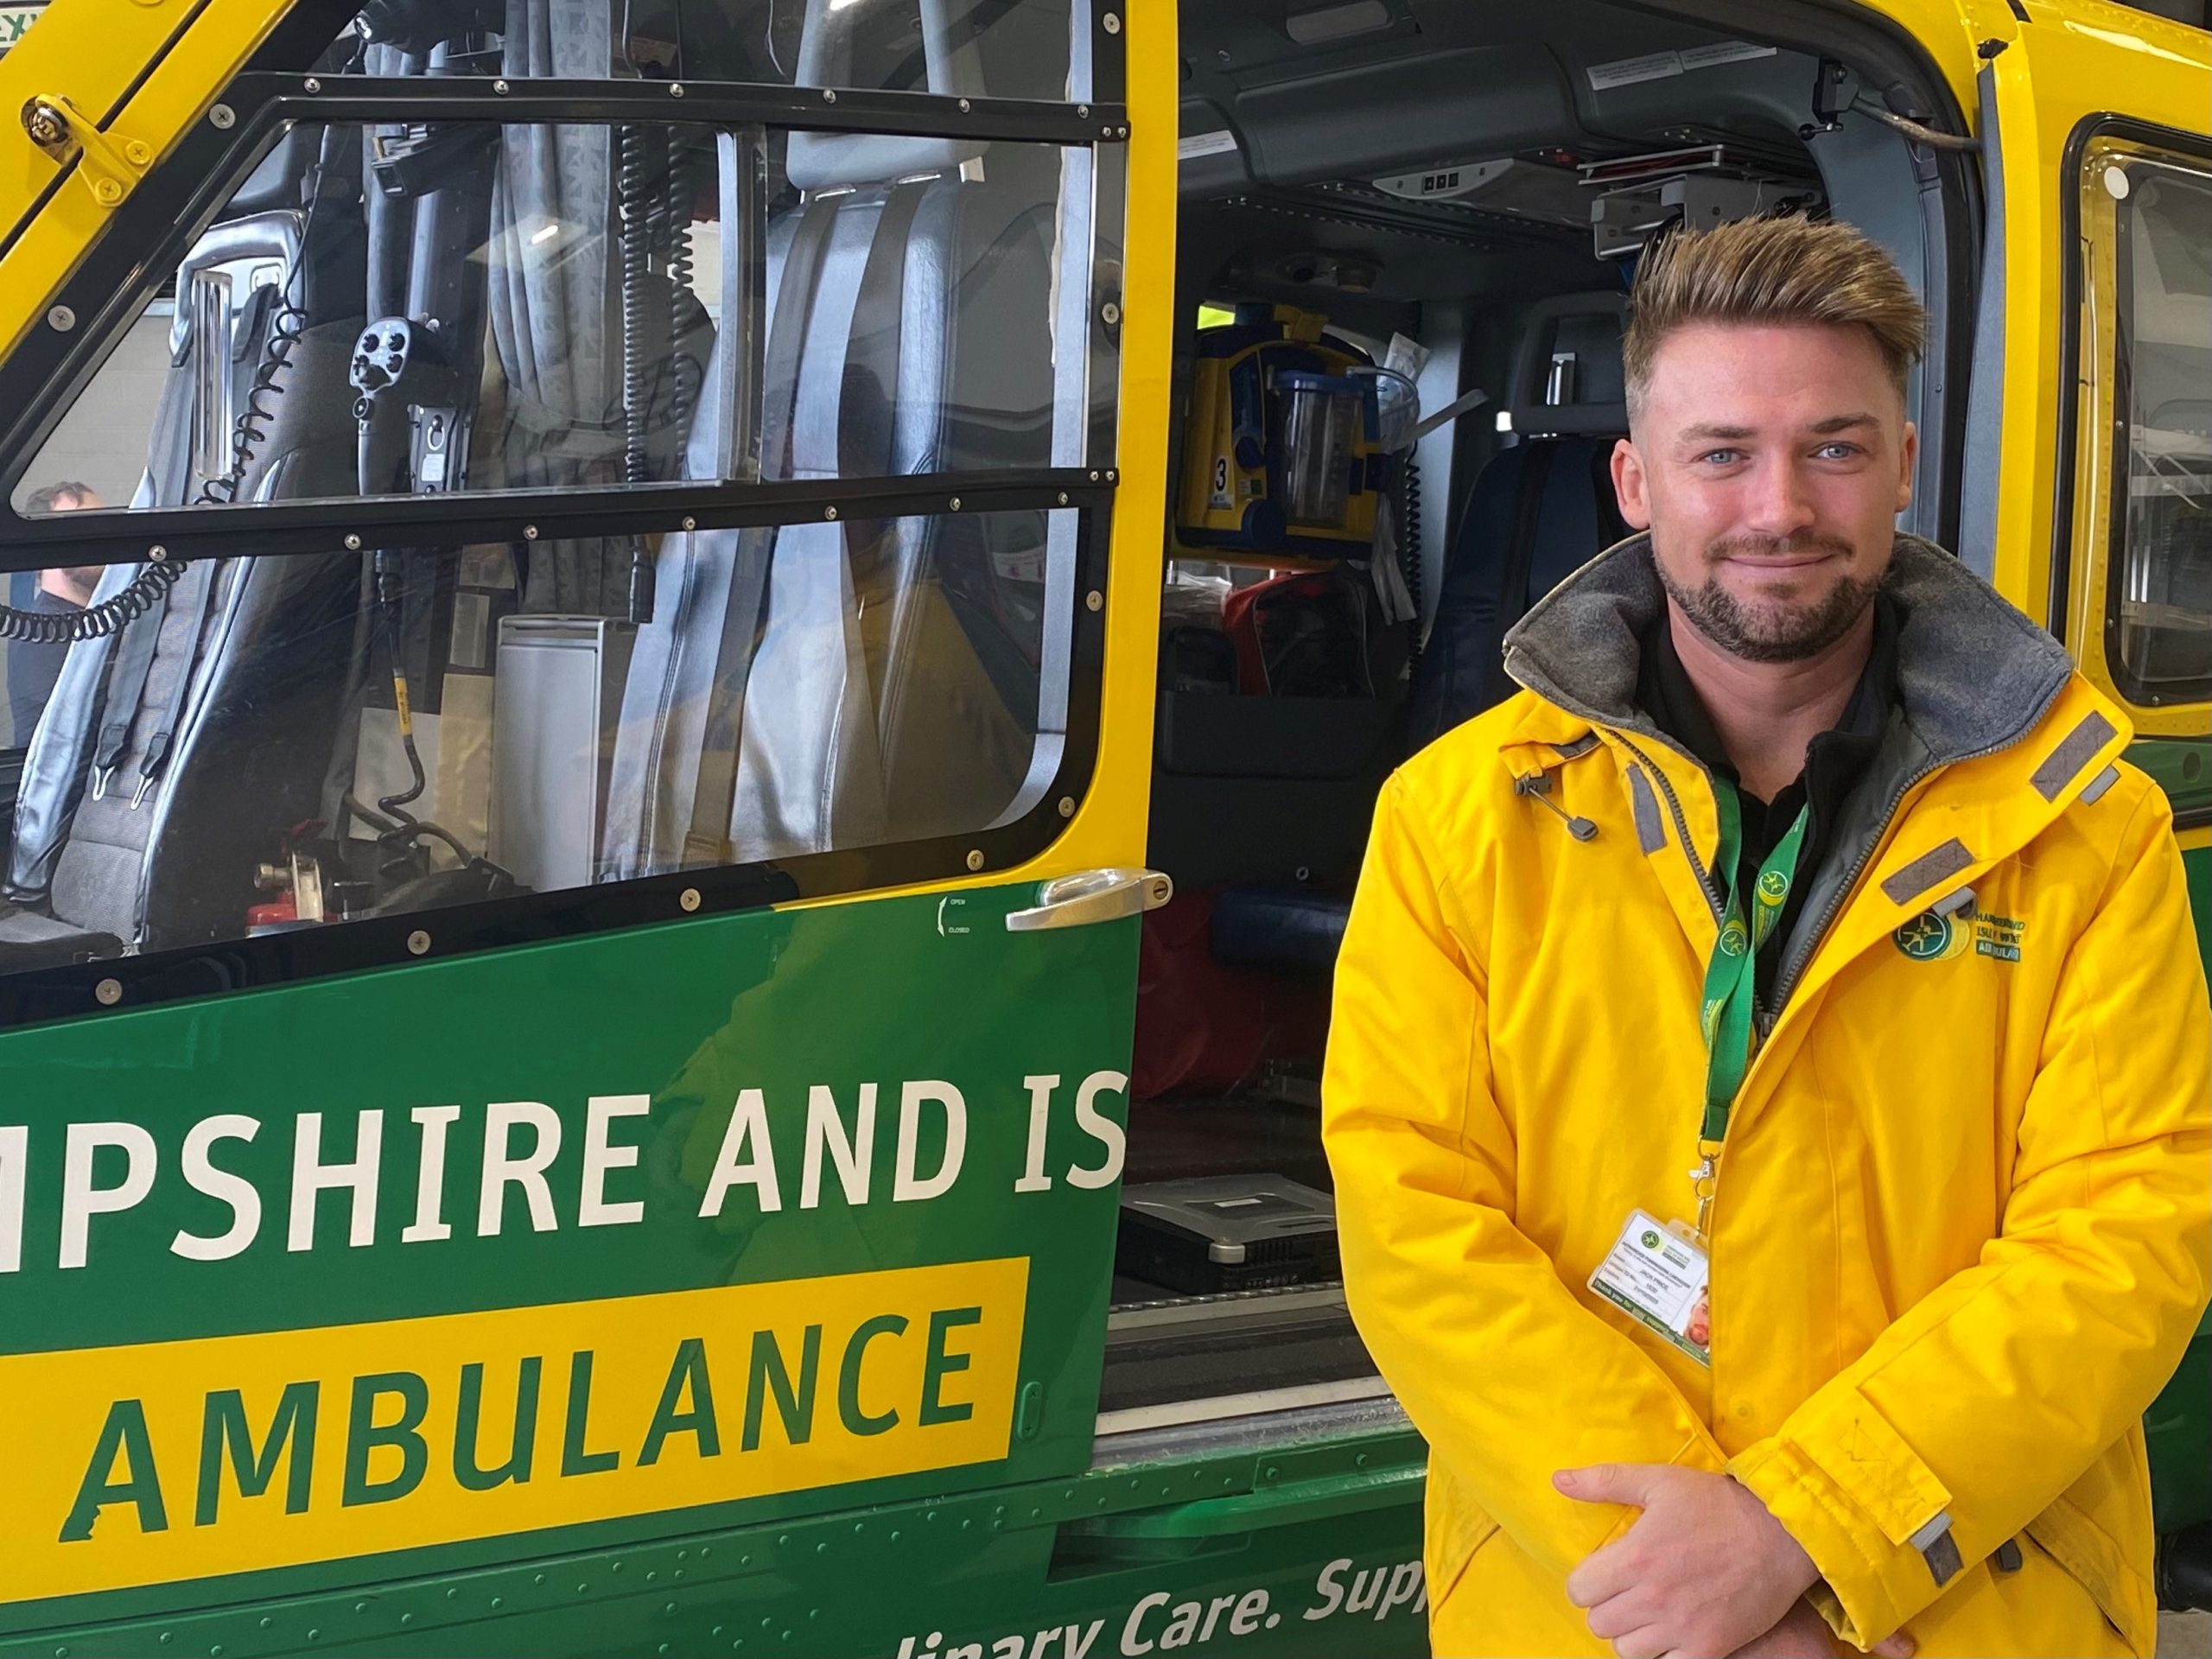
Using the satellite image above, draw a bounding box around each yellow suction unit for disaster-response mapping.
[1179,305,1385,559]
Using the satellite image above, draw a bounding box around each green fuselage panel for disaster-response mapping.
[0,883,1136,1636]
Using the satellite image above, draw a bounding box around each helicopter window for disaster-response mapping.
[13,122,1088,518]
[2084,144,2212,705]
[0,99,1102,988]
[0,502,1072,974]
[16,120,724,517]
[0,0,1113,1001]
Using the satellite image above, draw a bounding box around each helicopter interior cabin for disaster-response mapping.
[1103,0,1984,1421]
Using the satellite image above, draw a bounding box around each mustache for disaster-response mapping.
[1704,532,1857,563]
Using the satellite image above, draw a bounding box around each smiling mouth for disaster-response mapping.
[1710,534,1858,573]
[1724,552,1836,570]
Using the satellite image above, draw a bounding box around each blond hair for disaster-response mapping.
[1622,214,1927,422]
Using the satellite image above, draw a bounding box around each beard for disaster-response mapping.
[1656,533,1879,664]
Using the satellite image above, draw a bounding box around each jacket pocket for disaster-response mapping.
[1425,1464,1504,1618]
[2023,1493,2156,1657]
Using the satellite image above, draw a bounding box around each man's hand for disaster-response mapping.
[1554,1462,1819,1657]
[1725,1599,1916,1658]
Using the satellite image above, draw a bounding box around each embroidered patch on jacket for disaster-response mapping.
[1893,911,1967,961]
[1893,910,2026,963]
[1971,912,2026,963]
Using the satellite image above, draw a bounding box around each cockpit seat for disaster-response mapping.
[601,133,1059,878]
[0,315,364,964]
[1408,292,1632,748]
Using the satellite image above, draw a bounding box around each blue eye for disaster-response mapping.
[1698,448,1742,466]
[1815,442,1863,461]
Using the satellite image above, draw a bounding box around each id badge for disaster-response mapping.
[1589,1208,1712,1366]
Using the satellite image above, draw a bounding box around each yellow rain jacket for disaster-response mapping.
[1324,536,2210,1657]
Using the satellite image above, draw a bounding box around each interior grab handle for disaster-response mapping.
[1005,868,1173,931]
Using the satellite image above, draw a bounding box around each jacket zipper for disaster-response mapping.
[1764,693,2075,1017]
[1607,728,1725,921]
[1763,763,1941,1018]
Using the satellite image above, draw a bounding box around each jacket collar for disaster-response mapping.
[1500,531,2081,773]
[1491,531,2135,1018]
[1490,534,2139,1156]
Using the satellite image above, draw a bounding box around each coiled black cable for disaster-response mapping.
[617,123,657,623]
[613,125,699,624]
[0,558,186,643]
[618,124,653,491]
[1,175,316,645]
[664,130,701,441]
[196,280,308,508]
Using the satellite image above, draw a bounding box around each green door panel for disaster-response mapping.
[2148,838,2212,1532]
[2132,737,2210,830]
[0,881,1137,1632]
[0,1425,1433,1659]
[1063,1465,1425,1543]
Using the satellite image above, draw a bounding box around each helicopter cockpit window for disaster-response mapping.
[0,0,1111,988]
[15,120,1084,516]
[0,489,1072,969]
[2102,153,2212,703]
[0,0,1114,1001]
[16,121,723,517]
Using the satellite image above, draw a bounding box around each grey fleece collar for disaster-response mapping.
[1500,532,2077,769]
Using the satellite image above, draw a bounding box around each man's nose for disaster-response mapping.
[1745,459,1818,537]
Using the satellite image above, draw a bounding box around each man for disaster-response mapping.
[7,480,104,743]
[1324,215,2210,1658]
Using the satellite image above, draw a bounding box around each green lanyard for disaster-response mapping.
[1690,783,1808,1231]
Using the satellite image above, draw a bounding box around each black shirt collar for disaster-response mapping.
[1637,594,1898,804]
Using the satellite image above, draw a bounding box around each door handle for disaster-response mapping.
[1062,1464,1425,1546]
[1005,868,1173,931]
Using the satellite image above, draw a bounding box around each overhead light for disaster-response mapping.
[530,221,562,245]
[1285,0,1392,46]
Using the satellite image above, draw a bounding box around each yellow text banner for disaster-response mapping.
[0,1259,1028,1604]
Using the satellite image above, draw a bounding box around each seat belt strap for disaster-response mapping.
[1484,439,1558,704]
[762,199,840,482]
[131,561,218,808]
[680,197,840,867]
[837,181,927,480]
[1588,442,1630,545]
[90,591,168,800]
[831,180,928,703]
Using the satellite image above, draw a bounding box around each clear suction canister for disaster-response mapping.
[1270,369,1367,531]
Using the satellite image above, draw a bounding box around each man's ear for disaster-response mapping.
[1611,437,1651,530]
[1896,419,1918,514]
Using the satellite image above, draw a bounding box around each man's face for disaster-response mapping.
[1611,321,1916,663]
[50,488,104,591]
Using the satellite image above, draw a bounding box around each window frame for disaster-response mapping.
[2055,115,2212,722]
[0,11,1132,1030]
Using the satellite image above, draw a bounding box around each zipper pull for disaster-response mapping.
[1513,772,1599,842]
